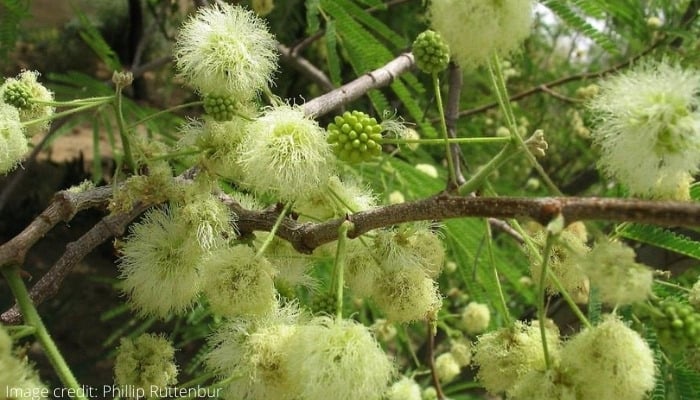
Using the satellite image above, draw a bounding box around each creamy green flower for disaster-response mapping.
[174,3,278,99]
[588,61,700,199]
[429,0,534,69]
[0,103,28,174]
[0,70,54,136]
[114,334,178,393]
[239,106,334,201]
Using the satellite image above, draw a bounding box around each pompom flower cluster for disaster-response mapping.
[429,0,534,69]
[588,61,700,199]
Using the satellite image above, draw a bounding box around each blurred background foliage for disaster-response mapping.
[1,0,700,398]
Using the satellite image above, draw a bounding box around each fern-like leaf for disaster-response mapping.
[0,0,30,63]
[542,0,619,55]
[75,9,122,71]
[324,20,342,86]
[617,224,700,261]
[305,0,321,34]
[672,361,700,400]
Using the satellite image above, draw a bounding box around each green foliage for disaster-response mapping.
[74,8,121,71]
[0,0,30,63]
[542,0,620,55]
[617,224,700,261]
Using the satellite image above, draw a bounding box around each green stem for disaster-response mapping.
[654,279,691,293]
[537,233,554,370]
[2,267,86,399]
[487,55,562,195]
[150,149,203,161]
[128,101,204,129]
[113,86,136,172]
[457,140,519,195]
[432,73,456,187]
[484,219,512,325]
[255,202,293,260]
[22,102,109,127]
[334,221,353,319]
[547,270,592,329]
[32,96,115,107]
[381,137,510,145]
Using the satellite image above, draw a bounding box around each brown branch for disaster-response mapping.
[1,204,148,324]
[0,186,114,269]
[231,194,700,254]
[301,53,415,117]
[427,322,446,400]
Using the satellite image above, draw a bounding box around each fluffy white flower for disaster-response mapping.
[238,106,334,201]
[0,103,28,174]
[588,61,700,199]
[174,3,278,98]
[429,0,534,69]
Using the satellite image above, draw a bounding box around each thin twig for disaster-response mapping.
[445,62,466,187]
[278,43,335,92]
[302,53,415,117]
[427,321,446,400]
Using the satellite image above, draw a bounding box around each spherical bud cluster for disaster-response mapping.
[203,94,239,121]
[0,70,54,136]
[202,245,277,317]
[174,3,277,100]
[0,326,48,398]
[412,30,450,74]
[295,175,376,221]
[239,105,333,201]
[114,334,178,391]
[577,240,652,306]
[327,110,383,163]
[284,317,395,400]
[461,302,490,335]
[118,207,206,318]
[0,103,28,174]
[525,228,590,303]
[309,291,337,315]
[429,0,534,69]
[587,61,700,199]
[435,353,461,383]
[641,299,700,352]
[386,376,421,400]
[473,320,561,395]
[560,315,655,400]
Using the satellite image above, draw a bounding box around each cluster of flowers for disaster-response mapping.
[0,326,46,396]
[0,71,54,174]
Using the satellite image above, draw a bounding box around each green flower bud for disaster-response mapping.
[327,110,383,163]
[412,30,450,74]
[203,94,238,121]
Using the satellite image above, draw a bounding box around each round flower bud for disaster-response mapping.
[415,163,439,178]
[327,110,383,163]
[0,103,28,174]
[429,0,534,69]
[689,280,700,309]
[206,302,302,400]
[461,302,490,335]
[422,386,438,400]
[435,353,461,383]
[473,320,561,395]
[174,3,278,99]
[239,105,334,201]
[386,376,421,400]
[372,268,442,323]
[560,315,655,400]
[0,70,54,136]
[118,207,205,318]
[309,291,337,316]
[114,334,178,392]
[577,240,652,306]
[371,318,398,343]
[388,190,405,204]
[449,339,472,367]
[203,94,239,121]
[285,317,394,400]
[588,61,700,199]
[202,245,277,317]
[642,298,700,352]
[412,30,450,74]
